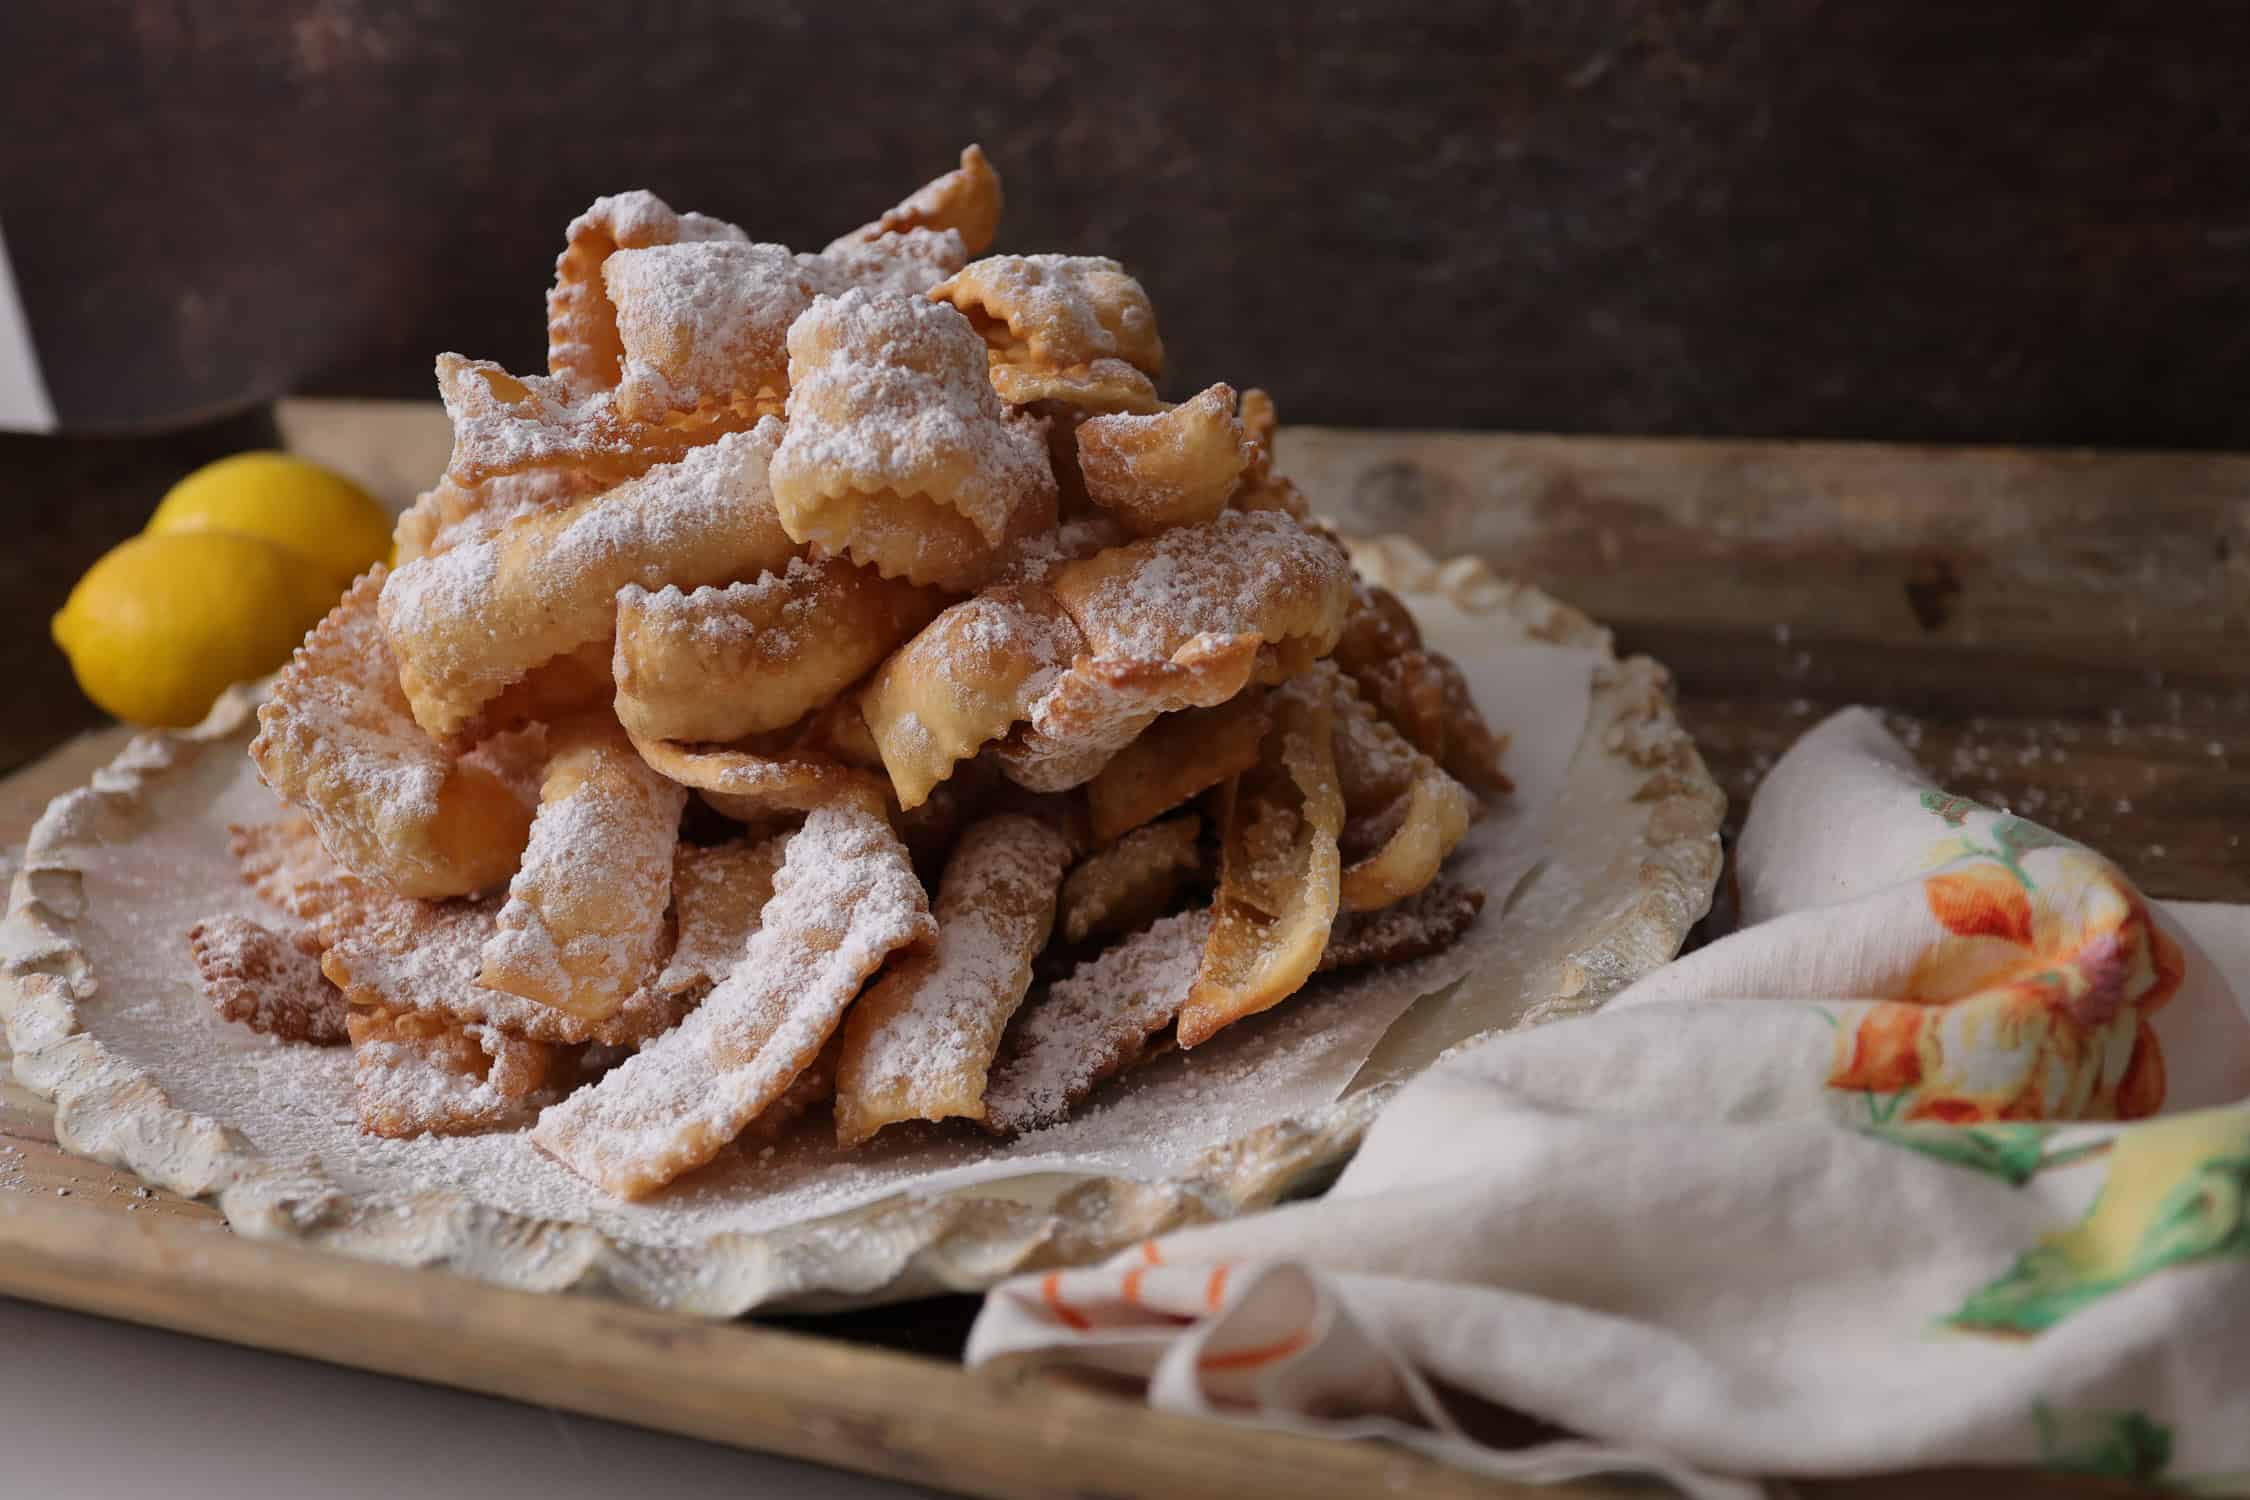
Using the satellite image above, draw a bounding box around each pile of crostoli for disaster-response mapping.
[208,147,1514,1200]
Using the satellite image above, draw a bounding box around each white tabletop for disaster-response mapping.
[1,1296,939,1499]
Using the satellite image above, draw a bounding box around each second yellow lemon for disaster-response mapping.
[146,451,392,587]
[51,532,342,728]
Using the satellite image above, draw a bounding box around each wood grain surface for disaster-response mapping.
[1290,429,2250,903]
[5,3,2250,444]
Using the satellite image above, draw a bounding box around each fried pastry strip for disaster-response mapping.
[347,1007,564,1139]
[451,635,617,744]
[1238,387,1277,456]
[187,914,348,1045]
[1045,509,1352,672]
[930,254,1164,377]
[1328,667,1476,913]
[547,189,748,394]
[989,510,1351,792]
[995,634,1267,793]
[981,907,1212,1136]
[770,290,1056,590]
[614,556,944,743]
[1332,582,1512,794]
[989,358,1164,415]
[1227,386,1308,517]
[653,836,787,1001]
[1057,814,1203,946]
[798,227,968,298]
[250,569,541,899]
[1318,880,1486,972]
[625,727,891,823]
[531,803,936,1198]
[1178,675,1344,1048]
[381,419,796,739]
[859,584,1084,809]
[1083,690,1271,844]
[480,718,687,1021]
[232,817,684,1047]
[1075,384,1250,536]
[438,354,763,491]
[604,241,815,421]
[833,814,1073,1145]
[393,468,601,568]
[827,144,1002,257]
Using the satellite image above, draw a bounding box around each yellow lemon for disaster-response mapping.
[146,451,392,587]
[52,532,339,727]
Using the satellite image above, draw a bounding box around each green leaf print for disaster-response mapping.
[1918,790,1982,827]
[1861,1122,2056,1185]
[1863,1088,1908,1127]
[1917,788,2081,892]
[1950,1110,2250,1335]
[1993,815,2082,861]
[2031,1402,2174,1482]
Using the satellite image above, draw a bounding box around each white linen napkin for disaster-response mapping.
[966,708,2250,1498]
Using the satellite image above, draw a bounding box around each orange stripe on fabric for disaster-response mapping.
[1197,1328,1312,1372]
[1041,1271,1091,1332]
[1140,1239,1164,1265]
[1205,1264,1230,1311]
[1121,1266,1148,1306]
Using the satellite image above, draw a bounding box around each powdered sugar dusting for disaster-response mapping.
[379,419,790,726]
[186,913,348,1046]
[530,803,936,1196]
[482,732,686,1014]
[797,228,968,298]
[1052,508,1349,661]
[836,815,1073,1139]
[606,240,813,411]
[253,569,448,831]
[771,289,1053,543]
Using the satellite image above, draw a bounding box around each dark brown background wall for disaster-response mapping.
[5,0,2250,444]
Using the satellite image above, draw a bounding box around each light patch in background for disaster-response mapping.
[0,217,57,431]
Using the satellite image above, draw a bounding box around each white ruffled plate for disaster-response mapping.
[2,539,1722,1314]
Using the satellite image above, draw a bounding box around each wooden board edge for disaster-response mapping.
[0,1192,1640,1500]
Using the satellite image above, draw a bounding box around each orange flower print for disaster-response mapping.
[1924,867,2034,946]
[1828,849,2183,1124]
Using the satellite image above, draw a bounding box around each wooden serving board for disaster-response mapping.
[8,416,2227,1498]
